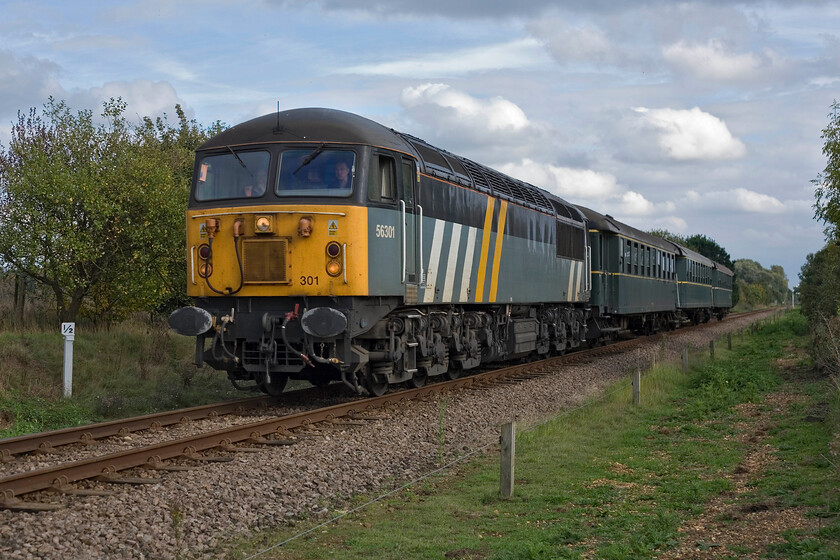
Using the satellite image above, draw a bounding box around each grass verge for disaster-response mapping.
[226,311,839,559]
[0,319,241,437]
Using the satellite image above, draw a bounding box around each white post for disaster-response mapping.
[61,322,75,398]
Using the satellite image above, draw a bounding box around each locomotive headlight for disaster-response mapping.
[326,259,342,277]
[198,262,213,278]
[255,215,272,233]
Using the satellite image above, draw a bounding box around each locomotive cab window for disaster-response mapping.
[276,149,355,196]
[367,154,397,203]
[195,150,271,201]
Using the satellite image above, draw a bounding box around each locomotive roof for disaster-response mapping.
[575,205,676,253]
[200,107,584,223]
[199,108,412,152]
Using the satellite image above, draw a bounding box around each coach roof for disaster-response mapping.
[576,205,675,253]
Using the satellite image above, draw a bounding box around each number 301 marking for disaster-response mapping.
[375,224,396,238]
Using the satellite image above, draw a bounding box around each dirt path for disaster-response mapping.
[658,354,828,559]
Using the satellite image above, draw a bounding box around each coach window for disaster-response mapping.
[625,240,632,274]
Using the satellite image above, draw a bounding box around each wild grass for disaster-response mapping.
[0,318,241,437]
[225,311,839,560]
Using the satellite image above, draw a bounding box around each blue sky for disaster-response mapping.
[1,0,838,286]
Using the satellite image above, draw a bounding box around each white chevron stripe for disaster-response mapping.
[442,223,462,302]
[423,220,446,303]
[567,260,575,300]
[460,227,477,302]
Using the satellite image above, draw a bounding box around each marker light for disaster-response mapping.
[198,244,211,259]
[255,216,272,233]
[326,260,342,277]
[326,241,341,258]
[198,263,213,278]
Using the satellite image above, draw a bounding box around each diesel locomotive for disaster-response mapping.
[168,108,733,396]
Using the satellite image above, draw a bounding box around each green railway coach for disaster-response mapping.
[578,206,678,335]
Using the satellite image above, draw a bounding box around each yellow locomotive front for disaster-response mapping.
[169,121,390,395]
[186,148,369,301]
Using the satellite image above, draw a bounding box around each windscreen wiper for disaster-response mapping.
[227,145,249,169]
[293,143,326,174]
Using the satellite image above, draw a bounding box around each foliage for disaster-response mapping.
[813,100,840,241]
[0,98,223,321]
[734,259,788,306]
[798,242,840,321]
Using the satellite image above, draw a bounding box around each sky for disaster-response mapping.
[1,0,838,286]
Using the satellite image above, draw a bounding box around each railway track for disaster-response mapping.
[0,308,778,511]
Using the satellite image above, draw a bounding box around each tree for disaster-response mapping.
[0,98,222,322]
[813,100,840,241]
[734,259,788,306]
[799,243,840,321]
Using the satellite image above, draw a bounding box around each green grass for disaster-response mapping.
[0,319,241,437]
[223,311,840,559]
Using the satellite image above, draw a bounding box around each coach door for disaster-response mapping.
[400,158,422,303]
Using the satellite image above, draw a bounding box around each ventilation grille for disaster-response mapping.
[243,238,290,283]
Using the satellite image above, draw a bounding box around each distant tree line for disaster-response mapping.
[0,98,225,324]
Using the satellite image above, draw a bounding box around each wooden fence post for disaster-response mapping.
[633,370,641,405]
[500,422,515,498]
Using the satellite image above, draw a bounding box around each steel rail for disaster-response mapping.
[0,396,276,460]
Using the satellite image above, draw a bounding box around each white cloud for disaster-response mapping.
[74,80,184,120]
[343,38,549,78]
[497,159,620,200]
[633,106,746,161]
[401,83,530,132]
[685,188,785,214]
[663,39,764,81]
[527,19,613,65]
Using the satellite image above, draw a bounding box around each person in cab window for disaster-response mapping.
[244,170,267,197]
[332,160,351,189]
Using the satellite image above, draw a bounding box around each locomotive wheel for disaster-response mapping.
[259,373,288,396]
[444,366,461,381]
[365,373,388,397]
[408,369,428,388]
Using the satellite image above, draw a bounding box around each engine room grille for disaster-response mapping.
[243,238,290,283]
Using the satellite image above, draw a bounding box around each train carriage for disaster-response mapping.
[712,263,734,318]
[672,245,717,323]
[576,206,678,335]
[170,108,592,395]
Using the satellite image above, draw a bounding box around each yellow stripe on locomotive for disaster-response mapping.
[186,205,369,298]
